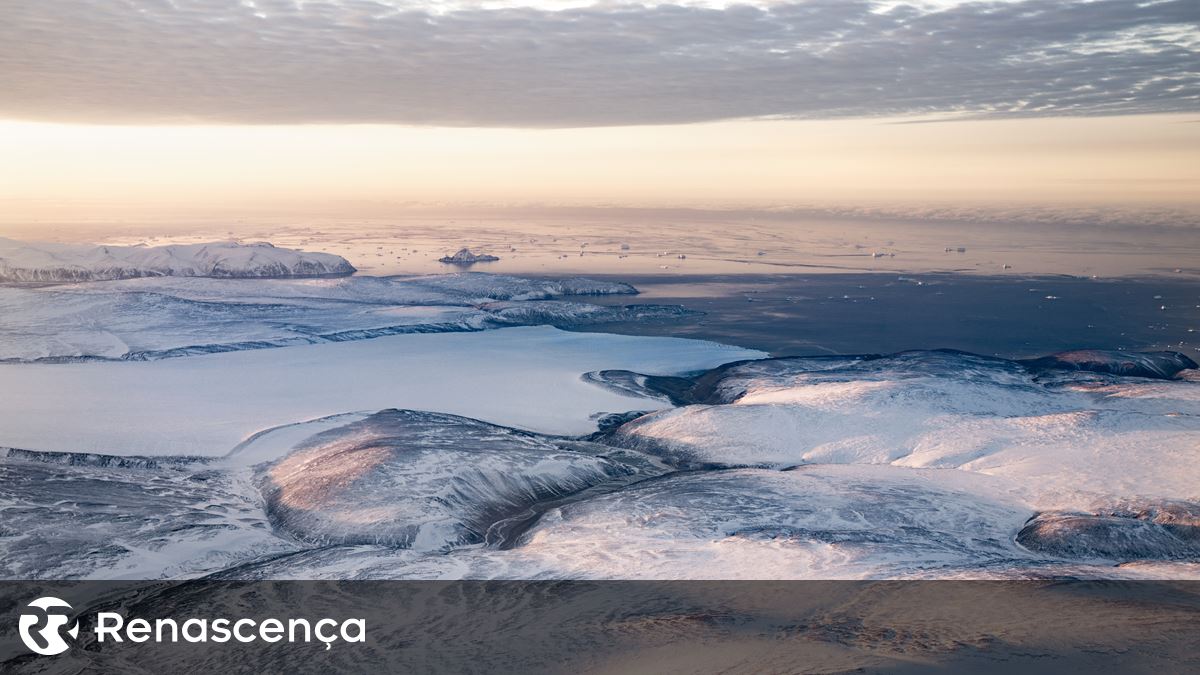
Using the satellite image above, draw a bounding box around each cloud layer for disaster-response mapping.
[2,0,1198,127]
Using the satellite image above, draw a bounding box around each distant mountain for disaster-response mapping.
[0,238,355,282]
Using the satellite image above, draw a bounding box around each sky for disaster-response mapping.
[1,0,1198,220]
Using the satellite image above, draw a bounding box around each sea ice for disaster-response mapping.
[0,326,763,457]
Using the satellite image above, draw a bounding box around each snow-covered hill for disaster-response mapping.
[0,238,355,282]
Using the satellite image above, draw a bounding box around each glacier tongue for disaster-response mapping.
[483,300,700,327]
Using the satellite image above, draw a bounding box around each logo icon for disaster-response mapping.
[18,597,79,656]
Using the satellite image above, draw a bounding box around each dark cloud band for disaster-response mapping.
[1,0,1197,127]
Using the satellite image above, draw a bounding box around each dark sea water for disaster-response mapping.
[578,273,1200,358]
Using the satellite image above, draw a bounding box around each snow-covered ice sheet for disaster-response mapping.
[603,351,1200,509]
[0,238,354,282]
[0,326,763,456]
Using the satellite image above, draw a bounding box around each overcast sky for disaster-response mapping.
[1,0,1197,216]
[2,0,1197,126]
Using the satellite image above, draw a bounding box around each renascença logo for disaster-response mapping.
[18,597,80,656]
[16,596,367,656]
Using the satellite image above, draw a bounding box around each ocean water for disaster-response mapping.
[580,273,1199,358]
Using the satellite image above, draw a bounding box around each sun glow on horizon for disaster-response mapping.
[2,114,1198,223]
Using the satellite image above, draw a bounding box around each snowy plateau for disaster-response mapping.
[0,238,356,282]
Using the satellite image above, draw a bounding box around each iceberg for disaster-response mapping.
[438,248,500,264]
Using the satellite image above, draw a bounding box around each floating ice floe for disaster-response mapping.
[482,300,700,326]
